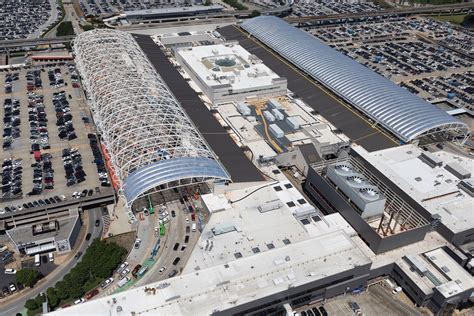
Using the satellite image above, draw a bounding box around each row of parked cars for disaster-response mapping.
[1,158,23,201]
[4,72,19,94]
[62,148,86,187]
[2,98,21,150]
[28,92,51,151]
[88,134,110,187]
[53,91,77,140]
[26,69,43,91]
[30,152,55,194]
[0,194,66,214]
[48,68,65,88]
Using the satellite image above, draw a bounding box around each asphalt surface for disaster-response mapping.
[134,200,199,287]
[218,25,398,152]
[0,208,103,316]
[134,34,265,183]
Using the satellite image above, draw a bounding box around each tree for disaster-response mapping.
[16,268,40,288]
[47,287,59,308]
[25,299,38,310]
[83,24,94,31]
[250,10,261,17]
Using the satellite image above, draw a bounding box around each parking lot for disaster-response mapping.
[0,253,56,299]
[305,16,473,116]
[296,284,422,316]
[291,1,382,18]
[1,63,106,215]
[0,0,60,40]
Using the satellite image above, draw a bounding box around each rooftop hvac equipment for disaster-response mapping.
[257,199,283,213]
[263,111,275,122]
[457,178,474,197]
[211,223,235,236]
[445,162,471,180]
[405,255,429,275]
[272,108,284,121]
[32,220,59,236]
[236,102,251,116]
[269,124,284,139]
[326,162,386,218]
[286,117,300,130]
[419,152,443,168]
[268,98,283,110]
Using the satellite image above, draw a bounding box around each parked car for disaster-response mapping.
[4,268,16,275]
[168,270,178,278]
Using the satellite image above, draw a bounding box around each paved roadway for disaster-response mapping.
[98,200,200,297]
[0,208,103,316]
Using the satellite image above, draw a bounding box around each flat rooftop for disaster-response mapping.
[7,209,79,245]
[217,25,397,152]
[176,43,282,91]
[396,247,474,298]
[189,179,356,272]
[48,231,370,316]
[134,34,264,183]
[353,145,474,234]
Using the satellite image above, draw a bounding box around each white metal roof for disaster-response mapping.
[74,30,230,206]
[241,17,469,143]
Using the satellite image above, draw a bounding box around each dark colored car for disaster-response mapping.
[95,219,100,227]
[184,235,189,243]
[85,233,92,241]
[75,251,82,259]
[172,257,180,266]
[173,243,179,251]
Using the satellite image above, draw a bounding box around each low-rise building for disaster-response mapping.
[175,43,287,103]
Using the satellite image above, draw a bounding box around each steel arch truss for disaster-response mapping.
[73,29,230,207]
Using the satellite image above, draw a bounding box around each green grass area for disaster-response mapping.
[433,14,466,25]
[56,21,75,36]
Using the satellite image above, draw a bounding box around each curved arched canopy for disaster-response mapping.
[241,17,469,143]
[74,29,230,206]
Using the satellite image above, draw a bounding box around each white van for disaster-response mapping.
[117,276,130,288]
[34,254,41,267]
[191,223,196,232]
[48,252,54,262]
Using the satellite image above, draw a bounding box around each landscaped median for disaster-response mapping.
[24,239,126,315]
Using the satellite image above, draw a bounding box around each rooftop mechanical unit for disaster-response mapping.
[445,162,471,180]
[326,163,386,218]
[268,98,283,110]
[418,152,443,168]
[263,110,275,122]
[272,108,284,121]
[269,124,284,139]
[236,102,251,116]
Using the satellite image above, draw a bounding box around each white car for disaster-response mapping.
[119,268,130,279]
[74,298,85,305]
[117,262,129,274]
[392,286,402,294]
[158,266,167,274]
[4,268,17,275]
[9,283,17,292]
[185,217,189,223]
[101,278,114,289]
